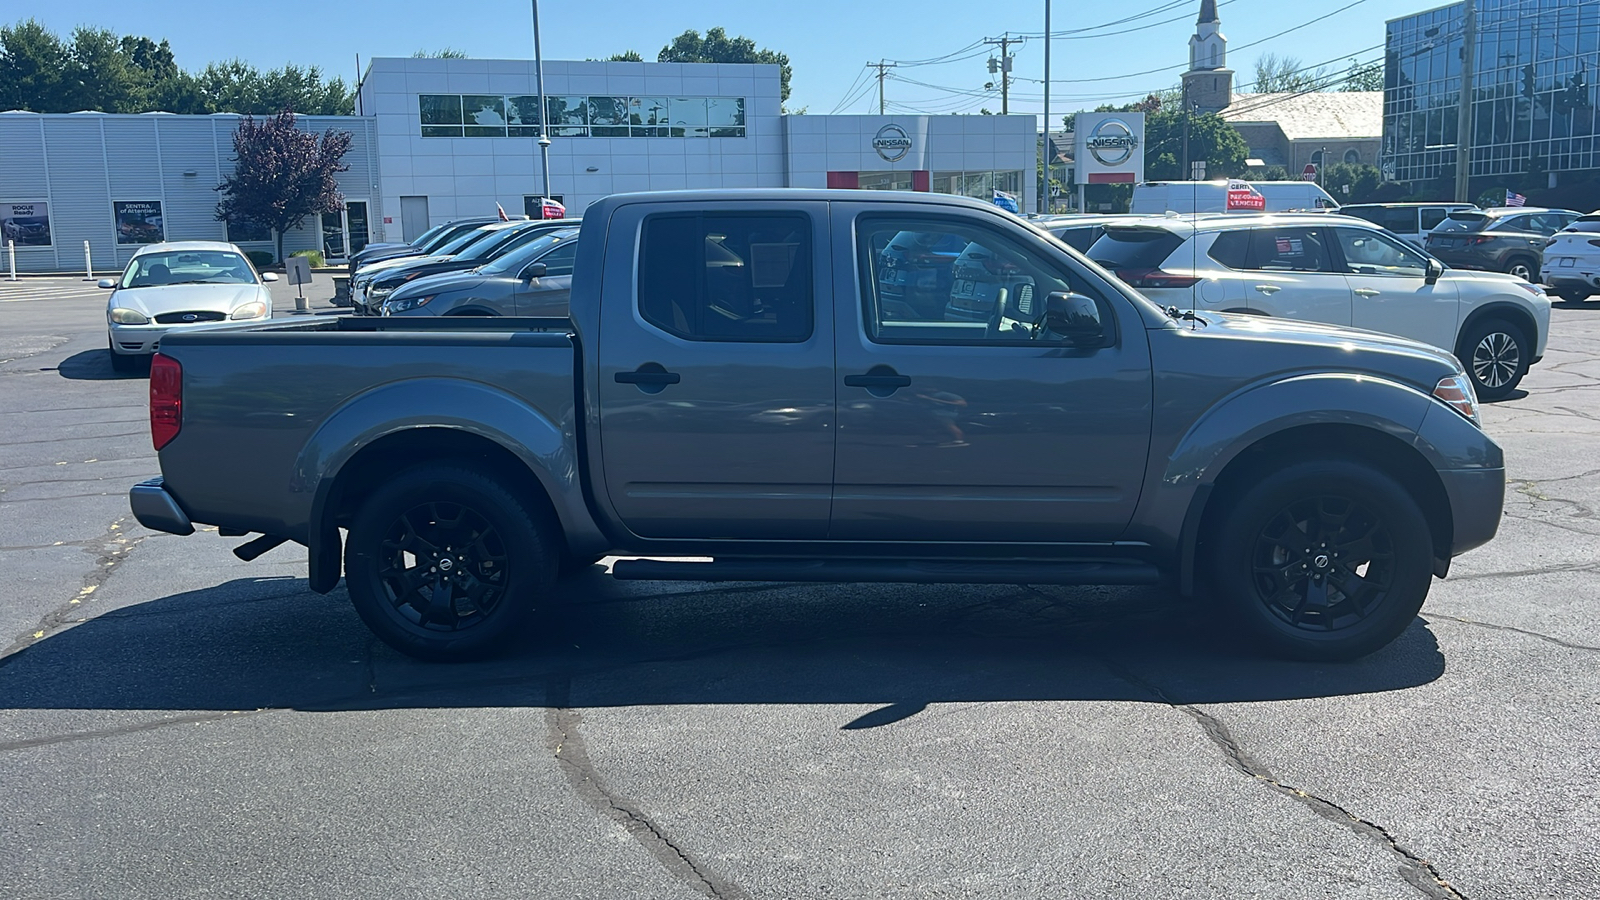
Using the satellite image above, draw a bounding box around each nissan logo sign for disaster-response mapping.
[1086,118,1139,167]
[872,124,912,162]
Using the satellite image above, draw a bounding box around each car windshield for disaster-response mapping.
[457,225,539,260]
[1088,228,1184,269]
[1433,212,1490,233]
[433,226,504,257]
[478,231,577,275]
[122,250,258,288]
[409,222,451,247]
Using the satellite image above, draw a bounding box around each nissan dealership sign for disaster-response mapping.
[1075,112,1145,184]
[872,124,912,162]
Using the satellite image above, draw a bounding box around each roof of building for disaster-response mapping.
[1198,0,1219,24]
[1219,91,1383,142]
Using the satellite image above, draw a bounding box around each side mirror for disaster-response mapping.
[1040,291,1106,347]
[96,278,117,289]
[522,262,547,280]
[261,272,279,283]
[1425,259,1443,285]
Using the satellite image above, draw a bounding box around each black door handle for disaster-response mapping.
[615,362,680,393]
[844,365,912,397]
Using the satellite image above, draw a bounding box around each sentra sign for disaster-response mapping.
[872,124,912,162]
[1086,118,1139,166]
[1074,112,1145,185]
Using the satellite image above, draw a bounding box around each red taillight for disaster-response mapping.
[150,353,182,450]
[1115,268,1201,289]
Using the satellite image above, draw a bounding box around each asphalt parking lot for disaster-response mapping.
[1,274,1597,899]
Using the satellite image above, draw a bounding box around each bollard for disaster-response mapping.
[83,240,94,281]
[6,239,14,281]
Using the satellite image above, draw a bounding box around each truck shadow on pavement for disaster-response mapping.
[0,570,1447,722]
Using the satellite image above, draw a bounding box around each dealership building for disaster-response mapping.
[0,57,1035,273]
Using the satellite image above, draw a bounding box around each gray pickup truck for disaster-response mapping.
[130,189,1505,663]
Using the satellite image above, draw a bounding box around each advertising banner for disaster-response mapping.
[1,201,52,247]
[1226,180,1265,211]
[114,201,166,245]
[1074,113,1145,185]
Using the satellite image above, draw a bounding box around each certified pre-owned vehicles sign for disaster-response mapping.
[1086,118,1139,167]
[872,124,912,162]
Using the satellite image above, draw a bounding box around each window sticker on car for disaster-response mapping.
[1275,237,1304,255]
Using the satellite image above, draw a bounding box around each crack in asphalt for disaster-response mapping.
[544,674,752,900]
[1429,613,1600,652]
[0,710,265,752]
[0,516,147,667]
[1449,558,1600,581]
[1098,658,1470,900]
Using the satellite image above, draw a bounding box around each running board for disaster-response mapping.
[609,558,1162,586]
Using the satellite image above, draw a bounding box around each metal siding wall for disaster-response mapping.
[103,117,164,268]
[0,115,54,270]
[159,118,228,247]
[44,117,115,275]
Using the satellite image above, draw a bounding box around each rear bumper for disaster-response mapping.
[129,477,195,536]
[1440,466,1505,558]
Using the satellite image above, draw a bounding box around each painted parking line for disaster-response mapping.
[0,281,109,302]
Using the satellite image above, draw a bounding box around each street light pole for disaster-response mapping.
[1041,0,1050,214]
[531,0,553,202]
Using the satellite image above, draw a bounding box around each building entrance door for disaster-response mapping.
[319,201,371,262]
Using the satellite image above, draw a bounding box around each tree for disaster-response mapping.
[0,20,70,111]
[1319,162,1383,202]
[1341,60,1383,92]
[1251,53,1329,93]
[605,50,644,62]
[657,27,792,101]
[215,110,351,264]
[412,48,468,58]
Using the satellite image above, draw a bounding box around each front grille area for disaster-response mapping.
[154,310,227,324]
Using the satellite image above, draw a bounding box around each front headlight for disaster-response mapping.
[109,308,149,325]
[1433,372,1481,426]
[367,285,394,301]
[385,295,435,313]
[230,301,269,320]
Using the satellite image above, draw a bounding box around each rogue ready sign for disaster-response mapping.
[1074,112,1145,185]
[872,123,912,162]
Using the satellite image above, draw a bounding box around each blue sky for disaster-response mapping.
[17,0,1408,123]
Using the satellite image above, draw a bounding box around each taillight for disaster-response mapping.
[150,353,182,450]
[1115,268,1201,289]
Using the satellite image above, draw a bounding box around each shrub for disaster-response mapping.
[291,249,326,268]
[245,250,275,268]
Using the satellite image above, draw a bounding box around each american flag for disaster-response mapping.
[1505,190,1527,207]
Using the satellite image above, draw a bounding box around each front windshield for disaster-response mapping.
[479,231,576,275]
[456,225,535,260]
[432,226,503,257]
[122,250,258,288]
[409,222,451,247]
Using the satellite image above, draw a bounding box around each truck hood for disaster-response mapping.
[1176,312,1464,389]
[110,283,269,317]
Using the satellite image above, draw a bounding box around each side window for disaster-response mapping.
[1382,208,1420,234]
[1246,228,1335,272]
[1206,229,1250,268]
[1419,207,1451,232]
[1334,228,1429,278]
[638,213,812,342]
[531,240,577,277]
[857,216,1108,345]
[1494,215,1532,233]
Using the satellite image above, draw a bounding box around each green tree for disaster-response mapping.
[1250,53,1329,93]
[215,110,352,264]
[412,48,469,58]
[1341,60,1383,92]
[606,50,644,62]
[0,19,70,111]
[657,27,791,101]
[1319,162,1383,202]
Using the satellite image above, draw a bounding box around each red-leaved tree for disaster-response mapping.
[215,109,351,263]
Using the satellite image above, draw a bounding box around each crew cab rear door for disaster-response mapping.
[595,200,835,540]
[828,204,1154,542]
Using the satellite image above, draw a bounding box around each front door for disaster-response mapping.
[345,201,370,255]
[1241,225,1352,327]
[1333,226,1460,352]
[829,207,1154,543]
[596,202,835,540]
[320,211,346,261]
[512,237,578,317]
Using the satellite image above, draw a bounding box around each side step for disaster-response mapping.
[609,557,1162,586]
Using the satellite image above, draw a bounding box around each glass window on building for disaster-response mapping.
[462,95,508,137]
[419,94,464,137]
[507,96,542,136]
[708,97,745,137]
[858,172,914,191]
[588,97,630,137]
[547,97,589,136]
[670,97,709,137]
[630,98,670,136]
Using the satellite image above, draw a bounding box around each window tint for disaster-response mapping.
[1048,225,1102,252]
[1087,228,1183,270]
[1491,215,1533,233]
[1334,228,1429,278]
[1418,207,1453,231]
[1246,228,1335,272]
[639,214,813,342]
[1343,207,1417,234]
[1561,215,1600,233]
[858,216,1109,345]
[1524,213,1567,235]
[1207,230,1251,268]
[1434,212,1488,233]
[530,240,578,277]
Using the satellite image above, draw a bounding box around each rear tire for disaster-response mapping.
[1207,460,1434,662]
[344,465,556,661]
[1458,318,1529,400]
[1505,257,1537,282]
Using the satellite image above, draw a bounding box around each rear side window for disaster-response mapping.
[1344,207,1418,234]
[638,213,813,342]
[1246,228,1335,272]
[1087,229,1183,270]
[1206,230,1250,268]
[1419,208,1453,231]
[1435,212,1489,233]
[1049,225,1102,251]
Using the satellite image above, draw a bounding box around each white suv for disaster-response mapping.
[1085,213,1551,399]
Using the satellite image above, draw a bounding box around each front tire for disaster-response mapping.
[108,337,139,374]
[344,465,556,661]
[1208,460,1434,661]
[1459,318,1528,400]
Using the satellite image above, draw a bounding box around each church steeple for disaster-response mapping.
[1197,0,1219,25]
[1183,0,1233,114]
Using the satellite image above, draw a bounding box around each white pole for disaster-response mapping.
[83,240,93,281]
[532,0,553,203]
[1041,0,1050,215]
[6,239,15,281]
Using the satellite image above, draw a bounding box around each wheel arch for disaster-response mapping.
[1457,301,1538,359]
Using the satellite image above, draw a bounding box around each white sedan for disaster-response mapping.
[104,241,278,372]
[1539,213,1600,301]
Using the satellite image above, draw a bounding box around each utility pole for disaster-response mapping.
[1041,1,1051,214]
[985,34,1022,115]
[1455,0,1477,203]
[868,61,897,115]
[531,0,552,202]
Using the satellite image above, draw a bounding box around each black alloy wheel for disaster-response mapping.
[1460,318,1527,401]
[1209,460,1433,661]
[345,465,554,661]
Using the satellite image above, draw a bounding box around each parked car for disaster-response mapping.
[346,216,504,276]
[381,228,579,317]
[1131,180,1339,215]
[353,220,580,314]
[1087,213,1551,399]
[1538,212,1600,301]
[1424,207,1580,281]
[1035,214,1148,252]
[101,241,278,373]
[133,189,1502,665]
[873,229,969,320]
[1338,202,1475,249]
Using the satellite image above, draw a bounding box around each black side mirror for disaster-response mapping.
[522,262,547,280]
[1039,291,1105,347]
[1425,259,1443,285]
